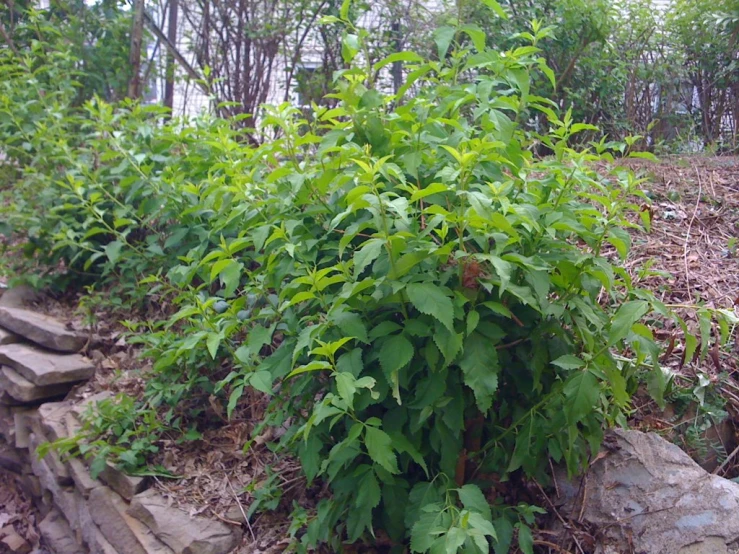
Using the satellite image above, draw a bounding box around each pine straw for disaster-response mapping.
[617,155,739,465]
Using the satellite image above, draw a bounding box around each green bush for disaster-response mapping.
[4,8,738,554]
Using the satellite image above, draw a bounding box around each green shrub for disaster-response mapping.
[4,8,738,554]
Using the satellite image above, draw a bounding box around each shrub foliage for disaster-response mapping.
[3,7,737,554]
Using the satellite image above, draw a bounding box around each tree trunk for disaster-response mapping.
[164,0,179,114]
[128,0,146,99]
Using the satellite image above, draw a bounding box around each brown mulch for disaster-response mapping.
[0,465,41,553]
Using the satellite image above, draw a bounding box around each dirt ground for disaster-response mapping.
[1,154,739,554]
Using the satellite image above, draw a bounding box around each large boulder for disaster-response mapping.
[0,307,85,352]
[557,429,739,554]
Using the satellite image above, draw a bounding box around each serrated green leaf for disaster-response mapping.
[608,300,650,346]
[562,370,599,425]
[227,385,244,419]
[516,523,534,554]
[335,372,357,407]
[104,240,124,264]
[379,334,414,403]
[354,238,384,278]
[468,512,496,539]
[356,469,382,509]
[459,333,499,412]
[406,283,455,332]
[248,324,275,354]
[433,321,464,366]
[434,26,456,60]
[489,256,513,295]
[480,0,507,18]
[458,484,492,520]
[286,361,332,379]
[411,510,443,553]
[330,311,369,343]
[445,527,467,553]
[407,482,443,529]
[373,51,424,73]
[206,332,221,359]
[364,426,399,474]
[492,517,514,554]
[461,24,486,52]
[249,370,273,395]
[551,354,584,370]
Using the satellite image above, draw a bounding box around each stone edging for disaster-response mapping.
[0,288,243,554]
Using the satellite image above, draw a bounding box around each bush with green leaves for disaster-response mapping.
[4,5,739,554]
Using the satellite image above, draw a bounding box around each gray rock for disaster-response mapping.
[557,429,739,554]
[90,528,121,554]
[128,489,242,554]
[98,462,148,501]
[39,509,86,554]
[68,457,101,498]
[70,391,113,418]
[13,407,38,448]
[0,285,38,309]
[0,404,14,442]
[0,389,26,406]
[36,401,72,441]
[0,307,85,352]
[0,344,93,386]
[0,327,20,346]
[89,487,174,554]
[20,473,42,500]
[0,366,71,403]
[0,444,24,473]
[29,431,73,489]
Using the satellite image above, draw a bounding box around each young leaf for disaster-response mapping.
[434,26,456,60]
[354,238,384,278]
[480,0,508,19]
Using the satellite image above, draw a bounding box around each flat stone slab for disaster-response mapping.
[0,328,19,346]
[0,343,93,386]
[0,366,72,403]
[0,307,85,352]
[39,509,86,554]
[0,285,38,309]
[557,429,739,554]
[99,462,148,501]
[89,487,174,554]
[128,489,242,554]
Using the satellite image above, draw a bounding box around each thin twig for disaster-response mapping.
[534,480,586,554]
[226,475,256,542]
[683,165,703,303]
[533,540,575,553]
[713,442,739,476]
